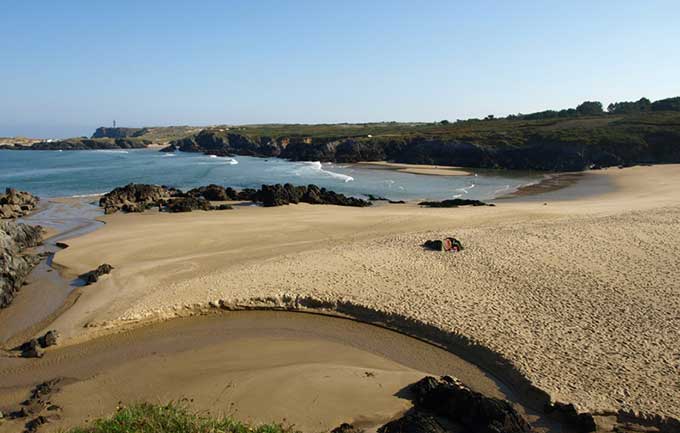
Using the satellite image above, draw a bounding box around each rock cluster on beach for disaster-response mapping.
[18,330,60,358]
[0,188,39,219]
[99,183,371,214]
[0,220,43,309]
[4,379,62,433]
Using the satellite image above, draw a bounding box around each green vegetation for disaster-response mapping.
[65,402,295,433]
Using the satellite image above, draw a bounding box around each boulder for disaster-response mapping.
[186,184,238,201]
[99,184,176,214]
[0,188,39,219]
[378,413,447,433]
[331,423,364,433]
[164,196,213,213]
[1,221,43,309]
[79,264,113,285]
[408,376,532,433]
[19,339,43,358]
[37,330,59,348]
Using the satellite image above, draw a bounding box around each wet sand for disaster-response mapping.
[0,311,514,433]
[355,161,472,176]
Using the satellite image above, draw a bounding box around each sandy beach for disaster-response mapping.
[355,161,473,176]
[3,164,680,430]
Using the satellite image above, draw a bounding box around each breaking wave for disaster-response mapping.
[297,161,354,183]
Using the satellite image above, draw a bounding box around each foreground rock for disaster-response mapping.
[0,220,43,309]
[419,198,492,208]
[407,376,532,433]
[79,264,113,285]
[336,376,533,433]
[0,188,39,219]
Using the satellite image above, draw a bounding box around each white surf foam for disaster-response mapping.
[299,161,354,182]
[70,192,106,198]
[95,150,129,154]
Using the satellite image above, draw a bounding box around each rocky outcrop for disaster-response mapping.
[419,198,492,208]
[91,127,146,139]
[250,184,371,207]
[101,183,370,214]
[79,264,114,285]
[18,331,59,358]
[0,189,39,219]
[99,184,178,214]
[7,138,149,151]
[1,220,43,309]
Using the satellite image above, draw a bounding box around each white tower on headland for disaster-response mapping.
[113,120,116,128]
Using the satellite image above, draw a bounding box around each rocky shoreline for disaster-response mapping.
[99,183,372,214]
[0,220,43,310]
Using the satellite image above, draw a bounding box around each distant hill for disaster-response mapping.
[4,96,680,171]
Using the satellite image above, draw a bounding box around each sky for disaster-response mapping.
[1,0,679,138]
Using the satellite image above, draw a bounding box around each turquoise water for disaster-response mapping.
[0,149,539,200]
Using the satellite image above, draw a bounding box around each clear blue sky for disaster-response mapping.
[1,0,679,138]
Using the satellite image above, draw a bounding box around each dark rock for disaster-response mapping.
[388,200,406,204]
[37,330,59,348]
[545,402,597,432]
[24,415,48,433]
[0,189,39,219]
[378,412,447,433]
[251,184,371,207]
[408,376,532,433]
[214,204,234,210]
[366,194,388,201]
[331,423,365,433]
[19,340,43,358]
[79,264,114,285]
[186,184,238,201]
[419,199,492,208]
[1,221,43,309]
[99,184,176,214]
[55,242,68,249]
[165,196,213,213]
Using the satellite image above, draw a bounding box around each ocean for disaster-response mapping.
[0,149,540,200]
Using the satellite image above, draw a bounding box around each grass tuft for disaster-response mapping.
[65,402,296,433]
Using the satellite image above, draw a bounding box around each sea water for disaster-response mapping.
[0,149,540,200]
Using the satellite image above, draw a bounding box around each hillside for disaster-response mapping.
[4,96,680,171]
[163,110,680,171]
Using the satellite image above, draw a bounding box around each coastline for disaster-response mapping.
[354,161,473,176]
[2,165,680,432]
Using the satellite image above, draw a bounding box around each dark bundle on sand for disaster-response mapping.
[423,237,463,252]
[419,198,492,208]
